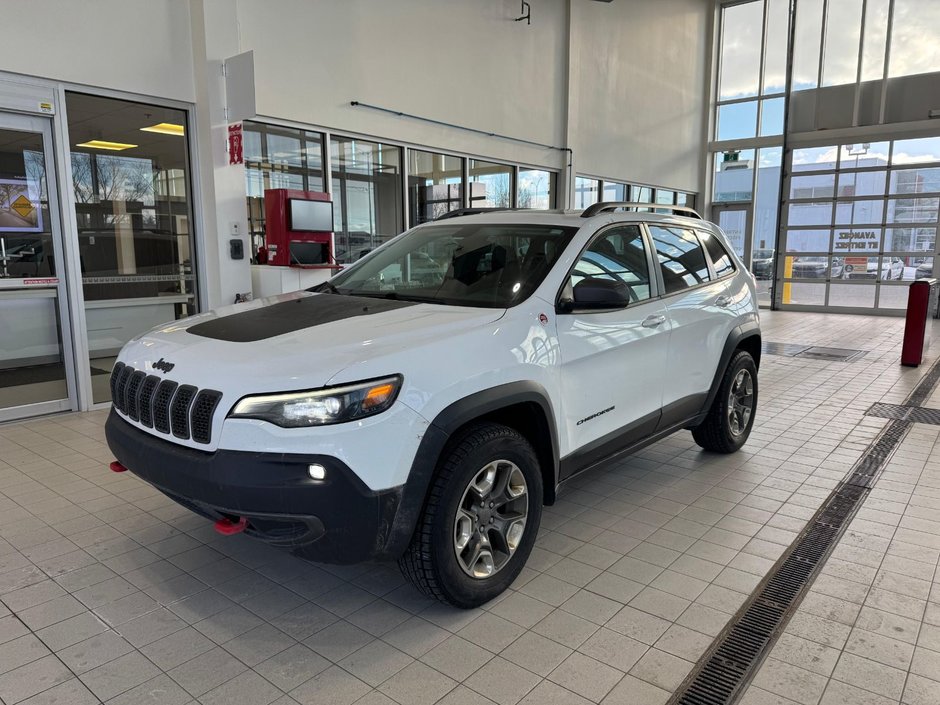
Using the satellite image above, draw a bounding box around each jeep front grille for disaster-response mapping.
[110,362,222,444]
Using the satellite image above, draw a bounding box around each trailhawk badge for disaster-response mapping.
[152,358,175,373]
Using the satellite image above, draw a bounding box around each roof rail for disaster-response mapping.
[580,201,703,220]
[433,207,514,220]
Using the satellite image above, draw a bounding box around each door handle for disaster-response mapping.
[715,295,732,308]
[642,314,666,328]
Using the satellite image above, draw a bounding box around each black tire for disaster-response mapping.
[692,350,758,453]
[399,423,543,608]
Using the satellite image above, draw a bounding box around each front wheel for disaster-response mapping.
[692,350,758,453]
[399,423,543,608]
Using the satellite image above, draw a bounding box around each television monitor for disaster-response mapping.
[289,241,327,265]
[289,199,333,232]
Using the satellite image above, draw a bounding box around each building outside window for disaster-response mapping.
[713,0,940,313]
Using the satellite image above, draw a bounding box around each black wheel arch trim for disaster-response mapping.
[698,320,761,425]
[383,382,560,559]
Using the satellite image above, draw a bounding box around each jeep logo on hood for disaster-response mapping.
[152,358,175,373]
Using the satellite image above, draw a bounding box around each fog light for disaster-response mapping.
[308,464,326,480]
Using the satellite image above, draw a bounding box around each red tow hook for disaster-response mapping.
[214,516,248,536]
[109,461,128,473]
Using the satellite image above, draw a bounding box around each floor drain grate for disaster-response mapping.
[908,362,940,407]
[794,346,867,362]
[761,342,811,357]
[866,402,940,426]
[670,356,940,705]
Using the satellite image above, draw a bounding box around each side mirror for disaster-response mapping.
[570,277,631,309]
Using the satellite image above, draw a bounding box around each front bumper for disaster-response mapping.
[105,410,403,563]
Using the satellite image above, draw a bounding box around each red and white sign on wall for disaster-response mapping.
[227,123,243,165]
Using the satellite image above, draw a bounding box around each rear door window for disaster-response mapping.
[648,225,712,294]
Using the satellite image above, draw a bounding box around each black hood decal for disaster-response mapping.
[186,294,418,342]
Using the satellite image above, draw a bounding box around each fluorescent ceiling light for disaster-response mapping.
[76,140,137,151]
[140,122,185,136]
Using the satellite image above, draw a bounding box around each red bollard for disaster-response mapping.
[901,279,938,367]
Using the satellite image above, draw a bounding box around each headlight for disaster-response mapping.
[229,375,402,427]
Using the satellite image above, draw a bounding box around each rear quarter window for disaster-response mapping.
[700,230,736,277]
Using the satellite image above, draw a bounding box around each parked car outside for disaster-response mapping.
[751,248,774,280]
[790,256,844,279]
[842,256,904,280]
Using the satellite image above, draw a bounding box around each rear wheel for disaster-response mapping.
[692,350,757,453]
[399,423,542,608]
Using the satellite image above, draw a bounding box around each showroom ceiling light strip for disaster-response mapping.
[140,122,185,136]
[668,356,940,705]
[75,140,137,151]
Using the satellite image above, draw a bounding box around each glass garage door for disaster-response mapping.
[778,136,939,312]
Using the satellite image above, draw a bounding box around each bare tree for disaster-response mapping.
[71,153,95,203]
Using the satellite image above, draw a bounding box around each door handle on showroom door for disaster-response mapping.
[715,295,732,308]
[642,314,666,328]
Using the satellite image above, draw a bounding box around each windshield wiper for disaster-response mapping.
[311,281,342,295]
[348,290,441,304]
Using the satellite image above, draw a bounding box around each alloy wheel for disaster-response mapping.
[727,368,754,437]
[453,460,528,579]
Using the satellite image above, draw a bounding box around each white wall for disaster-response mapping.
[233,0,708,190]
[0,0,196,102]
[568,0,709,192]
[235,0,571,171]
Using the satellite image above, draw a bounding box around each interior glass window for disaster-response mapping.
[648,225,712,293]
[574,177,600,208]
[408,149,463,226]
[517,168,554,209]
[331,137,403,263]
[700,230,736,277]
[469,160,512,208]
[569,225,651,303]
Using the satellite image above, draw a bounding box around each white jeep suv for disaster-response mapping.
[106,203,760,608]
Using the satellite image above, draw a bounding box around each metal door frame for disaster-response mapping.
[0,111,77,423]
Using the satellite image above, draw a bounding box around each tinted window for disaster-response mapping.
[701,230,735,277]
[328,223,576,308]
[569,225,651,302]
[648,225,711,294]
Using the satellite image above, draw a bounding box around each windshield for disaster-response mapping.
[753,249,773,259]
[324,222,577,307]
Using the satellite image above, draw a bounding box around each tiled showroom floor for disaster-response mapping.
[2,311,940,705]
